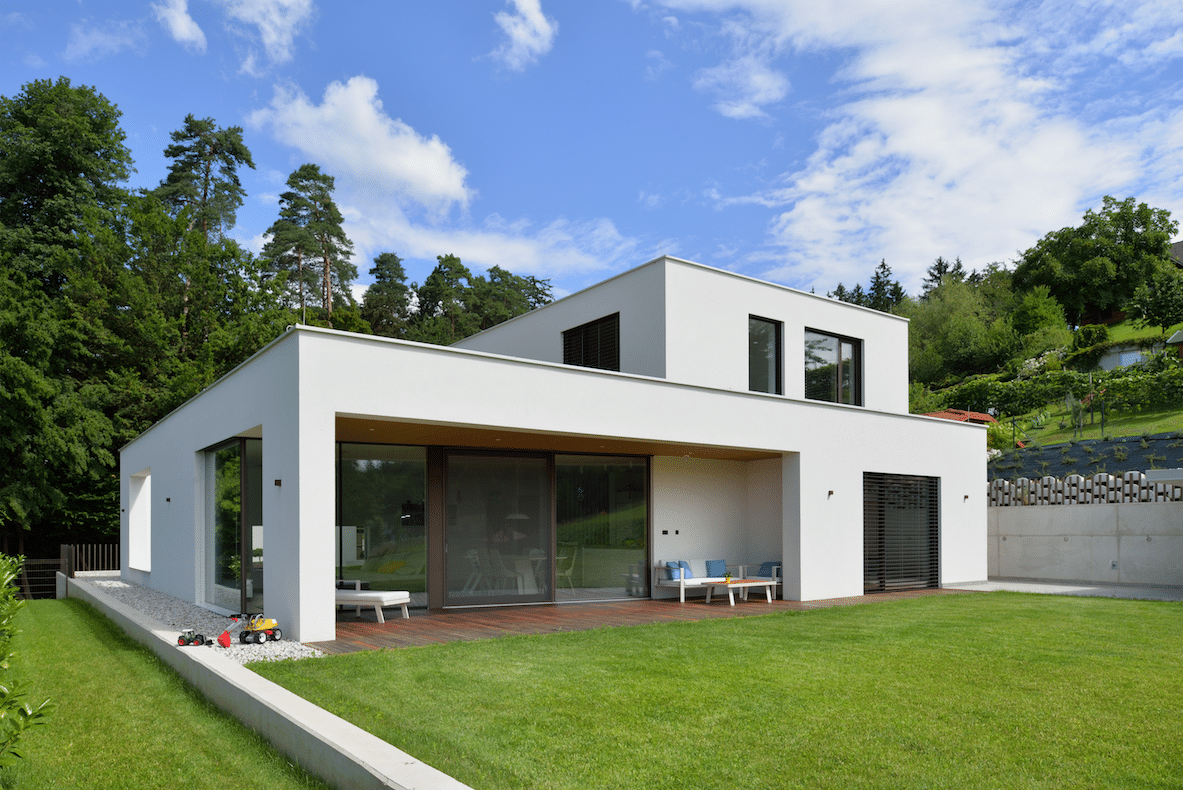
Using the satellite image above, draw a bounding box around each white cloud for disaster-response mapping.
[654,0,1183,294]
[343,204,641,289]
[646,49,674,80]
[216,0,314,74]
[64,18,146,61]
[151,0,206,53]
[249,76,473,214]
[489,0,558,71]
[692,54,788,119]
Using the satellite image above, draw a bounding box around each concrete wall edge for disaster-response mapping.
[64,576,473,790]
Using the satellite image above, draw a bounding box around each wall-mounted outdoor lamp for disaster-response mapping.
[827,490,834,498]
[964,495,969,501]
[165,497,170,503]
[274,479,282,487]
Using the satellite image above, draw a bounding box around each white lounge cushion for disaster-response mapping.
[335,584,410,624]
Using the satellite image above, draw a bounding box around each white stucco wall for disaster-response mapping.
[123,326,986,641]
[453,260,666,378]
[663,260,911,413]
[119,334,316,638]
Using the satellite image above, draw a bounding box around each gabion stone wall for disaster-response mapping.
[988,471,1183,506]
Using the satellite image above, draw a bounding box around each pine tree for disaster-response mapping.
[153,114,255,242]
[262,164,354,322]
[361,252,411,338]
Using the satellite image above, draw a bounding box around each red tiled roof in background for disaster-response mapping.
[922,408,998,425]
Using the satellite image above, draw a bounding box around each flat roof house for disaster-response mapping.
[119,256,987,642]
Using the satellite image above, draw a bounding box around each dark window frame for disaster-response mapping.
[804,328,863,406]
[748,315,783,395]
[562,312,620,371]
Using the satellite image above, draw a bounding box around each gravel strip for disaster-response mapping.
[86,575,324,663]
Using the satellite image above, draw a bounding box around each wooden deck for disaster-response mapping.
[308,588,971,655]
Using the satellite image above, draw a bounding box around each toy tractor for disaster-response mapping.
[177,628,206,647]
[216,613,282,647]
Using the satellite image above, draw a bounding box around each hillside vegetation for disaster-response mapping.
[818,201,1183,456]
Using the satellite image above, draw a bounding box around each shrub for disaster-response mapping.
[1074,324,1110,350]
[0,554,51,767]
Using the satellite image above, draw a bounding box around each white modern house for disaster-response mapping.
[119,256,987,642]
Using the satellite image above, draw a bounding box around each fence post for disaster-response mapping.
[60,544,74,578]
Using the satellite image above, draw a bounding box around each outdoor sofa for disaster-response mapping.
[652,559,782,602]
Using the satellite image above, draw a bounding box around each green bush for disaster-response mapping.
[0,554,50,768]
[1074,324,1110,350]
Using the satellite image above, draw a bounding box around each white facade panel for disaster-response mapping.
[454,260,666,378]
[663,260,910,412]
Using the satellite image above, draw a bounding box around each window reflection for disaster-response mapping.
[805,329,863,406]
[337,444,427,607]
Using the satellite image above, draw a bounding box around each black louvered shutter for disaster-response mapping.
[562,313,619,371]
[864,472,939,593]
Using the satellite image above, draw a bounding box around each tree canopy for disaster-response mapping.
[1012,196,1179,326]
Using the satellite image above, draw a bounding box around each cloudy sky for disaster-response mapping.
[3,1,1182,299]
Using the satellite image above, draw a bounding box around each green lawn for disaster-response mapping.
[4,599,329,790]
[254,593,1183,790]
[1011,404,1183,447]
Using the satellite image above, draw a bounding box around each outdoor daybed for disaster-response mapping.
[335,580,410,624]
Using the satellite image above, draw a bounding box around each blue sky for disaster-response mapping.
[3,1,1183,301]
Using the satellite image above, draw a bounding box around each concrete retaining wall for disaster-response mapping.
[988,502,1183,586]
[62,574,472,790]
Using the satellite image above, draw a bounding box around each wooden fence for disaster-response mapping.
[13,544,120,600]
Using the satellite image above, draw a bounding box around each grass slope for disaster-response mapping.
[254,593,1183,790]
[4,599,329,790]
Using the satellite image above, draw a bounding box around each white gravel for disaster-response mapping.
[85,574,324,664]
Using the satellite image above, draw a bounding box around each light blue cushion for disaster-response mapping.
[757,561,781,577]
[705,559,726,577]
[665,561,683,580]
[678,560,692,579]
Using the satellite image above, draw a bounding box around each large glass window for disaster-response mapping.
[205,438,263,613]
[563,313,620,371]
[556,455,647,601]
[805,329,862,405]
[445,454,551,606]
[337,444,427,607]
[749,316,783,394]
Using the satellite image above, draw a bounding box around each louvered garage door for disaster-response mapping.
[864,472,939,593]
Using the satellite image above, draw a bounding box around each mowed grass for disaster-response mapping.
[4,599,329,790]
[254,593,1183,790]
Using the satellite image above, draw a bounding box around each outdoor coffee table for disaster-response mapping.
[703,579,776,606]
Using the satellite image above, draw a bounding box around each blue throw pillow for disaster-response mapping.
[705,559,726,577]
[665,561,683,580]
[757,561,781,577]
[678,560,693,579]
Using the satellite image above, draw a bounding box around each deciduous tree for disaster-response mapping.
[1013,196,1179,326]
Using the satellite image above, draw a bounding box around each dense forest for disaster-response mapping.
[0,77,551,556]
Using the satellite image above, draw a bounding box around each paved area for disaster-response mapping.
[947,579,1183,602]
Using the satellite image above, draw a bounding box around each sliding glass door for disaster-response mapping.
[555,455,647,601]
[337,444,427,607]
[445,453,551,606]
